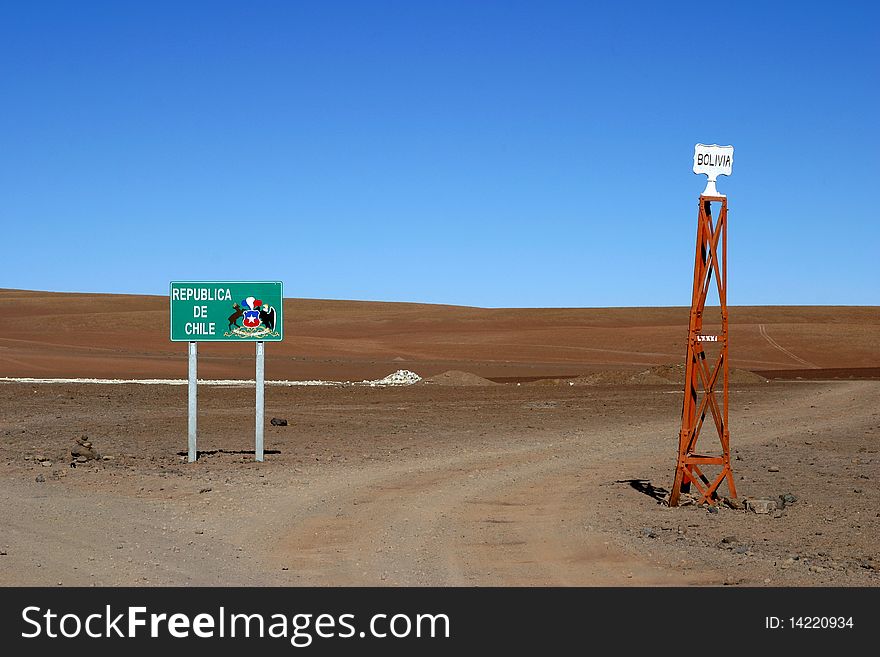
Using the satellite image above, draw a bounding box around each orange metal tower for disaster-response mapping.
[669,195,737,506]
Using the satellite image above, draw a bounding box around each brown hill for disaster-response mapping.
[0,289,876,380]
[639,363,768,385]
[422,370,497,386]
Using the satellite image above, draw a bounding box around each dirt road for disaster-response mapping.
[1,378,877,586]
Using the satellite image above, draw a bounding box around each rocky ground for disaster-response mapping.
[0,378,877,587]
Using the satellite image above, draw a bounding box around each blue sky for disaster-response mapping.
[2,1,877,307]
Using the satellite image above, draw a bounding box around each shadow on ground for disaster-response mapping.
[617,478,669,504]
[175,449,282,457]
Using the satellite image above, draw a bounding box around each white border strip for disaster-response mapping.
[0,376,418,387]
[0,376,338,386]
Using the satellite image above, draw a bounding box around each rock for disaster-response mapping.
[71,445,98,460]
[746,498,777,514]
[717,536,738,549]
[522,401,557,409]
[677,493,697,506]
[35,474,45,483]
[723,497,744,510]
[734,545,750,554]
[40,460,52,467]
[75,455,87,463]
[706,505,719,514]
[768,465,780,472]
[771,509,784,518]
[782,493,797,504]
[775,495,786,509]
[35,454,47,462]
[199,487,212,494]
[102,455,114,461]
[270,417,288,426]
[640,527,657,539]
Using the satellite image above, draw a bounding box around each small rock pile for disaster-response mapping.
[70,435,100,463]
[667,493,747,511]
[745,493,797,517]
[364,370,422,386]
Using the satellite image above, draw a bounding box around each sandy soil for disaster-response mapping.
[1,290,876,587]
[1,379,877,587]
[1,289,877,381]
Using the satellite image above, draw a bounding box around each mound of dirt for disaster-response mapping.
[566,364,767,386]
[639,363,767,385]
[569,370,638,386]
[729,369,770,383]
[628,371,675,385]
[422,370,498,386]
[521,377,570,386]
[641,363,686,383]
[728,369,769,383]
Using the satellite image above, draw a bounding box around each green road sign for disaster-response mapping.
[169,281,283,342]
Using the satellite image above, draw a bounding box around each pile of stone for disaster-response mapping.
[665,493,745,510]
[745,493,797,517]
[362,370,422,386]
[70,435,100,463]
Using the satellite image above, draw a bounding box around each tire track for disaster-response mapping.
[266,425,705,586]
[758,324,819,369]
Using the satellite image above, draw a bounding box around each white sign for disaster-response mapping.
[693,144,733,197]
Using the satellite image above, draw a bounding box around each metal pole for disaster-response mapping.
[188,341,197,462]
[255,341,265,462]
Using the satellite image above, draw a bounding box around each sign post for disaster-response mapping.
[255,341,265,462]
[669,146,737,507]
[188,341,197,463]
[170,281,283,462]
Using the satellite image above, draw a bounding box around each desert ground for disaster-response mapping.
[0,289,877,586]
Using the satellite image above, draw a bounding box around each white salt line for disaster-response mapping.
[0,376,338,386]
[0,375,419,387]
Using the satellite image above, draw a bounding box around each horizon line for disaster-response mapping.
[0,287,876,311]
